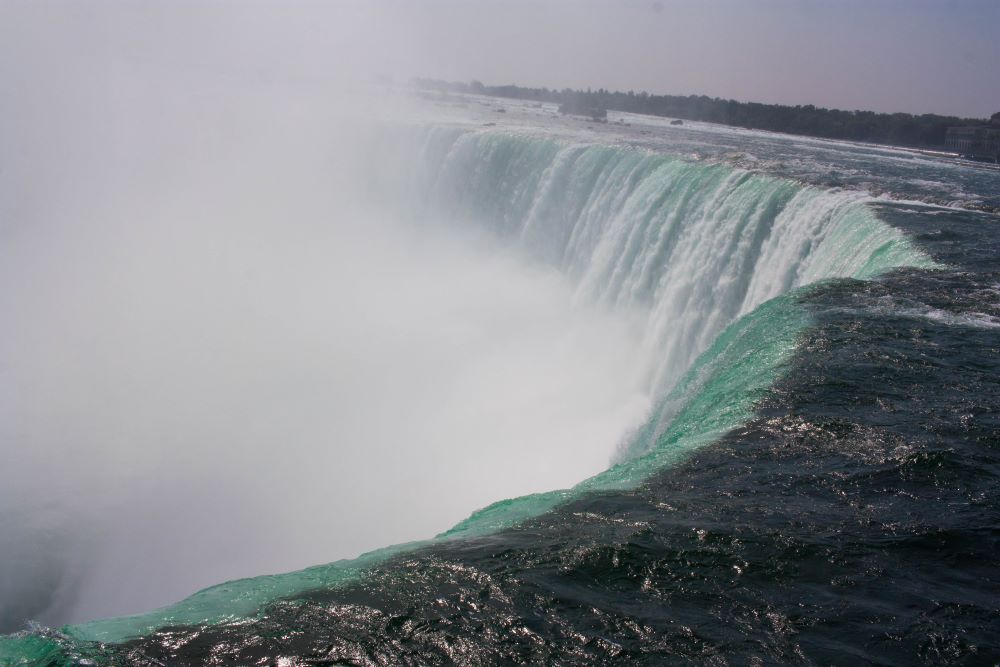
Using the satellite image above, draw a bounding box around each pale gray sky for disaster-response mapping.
[2,0,998,118]
[390,0,1000,118]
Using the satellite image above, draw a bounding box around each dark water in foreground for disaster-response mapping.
[3,100,999,665]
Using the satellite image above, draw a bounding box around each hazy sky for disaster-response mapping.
[391,0,1000,118]
[3,0,999,118]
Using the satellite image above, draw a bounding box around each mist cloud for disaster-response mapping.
[0,1,652,628]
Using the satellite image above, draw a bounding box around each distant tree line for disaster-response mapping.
[413,78,996,150]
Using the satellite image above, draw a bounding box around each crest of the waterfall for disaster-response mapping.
[0,123,941,651]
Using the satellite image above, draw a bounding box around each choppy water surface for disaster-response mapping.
[2,96,998,665]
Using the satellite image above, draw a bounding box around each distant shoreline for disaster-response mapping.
[414,78,997,156]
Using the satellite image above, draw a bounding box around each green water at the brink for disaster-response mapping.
[0,130,937,664]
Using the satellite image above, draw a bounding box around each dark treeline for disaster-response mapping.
[413,78,994,150]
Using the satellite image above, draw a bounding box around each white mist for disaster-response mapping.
[0,10,651,627]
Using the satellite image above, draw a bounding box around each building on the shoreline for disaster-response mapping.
[946,113,1000,162]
